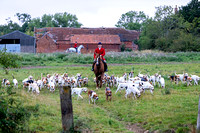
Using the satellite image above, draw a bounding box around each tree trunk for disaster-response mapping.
[59,85,74,132]
[197,95,200,133]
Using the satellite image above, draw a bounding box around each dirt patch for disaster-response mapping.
[126,123,146,133]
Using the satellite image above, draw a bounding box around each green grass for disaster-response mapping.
[1,63,200,132]
[11,51,200,67]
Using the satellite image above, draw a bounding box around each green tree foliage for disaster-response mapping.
[115,11,147,30]
[15,13,32,33]
[0,18,21,36]
[0,86,35,132]
[179,0,200,23]
[0,12,82,36]
[138,3,200,52]
[0,86,39,133]
[0,49,22,74]
[53,12,82,27]
[154,6,173,21]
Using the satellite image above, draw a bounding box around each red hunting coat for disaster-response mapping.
[94,48,105,60]
[74,43,77,48]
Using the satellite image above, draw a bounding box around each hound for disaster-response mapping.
[22,76,34,89]
[168,75,178,84]
[129,71,134,79]
[28,82,40,94]
[191,75,200,85]
[48,80,55,92]
[175,73,188,84]
[83,77,88,86]
[106,76,112,87]
[125,84,141,99]
[158,76,165,88]
[149,75,156,86]
[88,90,98,104]
[71,87,87,100]
[36,80,44,90]
[139,81,154,94]
[105,87,112,101]
[186,77,192,86]
[115,83,129,94]
[12,74,18,88]
[77,78,83,87]
[2,79,10,87]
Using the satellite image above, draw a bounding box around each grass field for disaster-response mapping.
[13,51,200,67]
[1,62,200,133]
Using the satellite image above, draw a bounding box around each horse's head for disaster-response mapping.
[95,53,101,66]
[79,45,84,49]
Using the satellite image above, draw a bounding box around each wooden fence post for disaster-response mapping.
[59,85,74,132]
[197,95,200,133]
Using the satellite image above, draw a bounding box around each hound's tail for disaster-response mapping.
[12,74,15,79]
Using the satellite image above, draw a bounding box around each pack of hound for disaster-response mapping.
[1,71,199,104]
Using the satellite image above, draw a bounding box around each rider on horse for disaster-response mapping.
[91,42,108,72]
[74,41,78,53]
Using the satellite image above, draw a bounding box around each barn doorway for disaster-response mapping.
[0,39,20,52]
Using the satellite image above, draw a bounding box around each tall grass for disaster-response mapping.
[16,51,200,66]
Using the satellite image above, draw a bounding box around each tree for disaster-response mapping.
[154,6,173,21]
[115,11,147,30]
[15,13,31,24]
[53,12,82,27]
[15,13,32,32]
[179,0,200,23]
[0,18,21,35]
[0,49,22,74]
[0,12,82,36]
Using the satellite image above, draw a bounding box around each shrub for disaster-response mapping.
[120,44,126,51]
[161,88,171,95]
[0,86,34,132]
[0,49,22,74]
[55,53,66,59]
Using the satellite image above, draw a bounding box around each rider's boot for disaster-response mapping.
[104,61,108,72]
[91,60,96,71]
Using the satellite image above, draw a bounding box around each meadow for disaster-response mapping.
[15,51,200,67]
[1,61,200,132]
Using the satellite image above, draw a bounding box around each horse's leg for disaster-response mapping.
[100,76,103,88]
[96,77,99,89]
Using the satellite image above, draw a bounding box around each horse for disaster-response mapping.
[94,53,104,89]
[66,45,84,54]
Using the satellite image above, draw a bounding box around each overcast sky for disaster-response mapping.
[0,0,192,28]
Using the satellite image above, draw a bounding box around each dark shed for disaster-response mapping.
[0,30,35,53]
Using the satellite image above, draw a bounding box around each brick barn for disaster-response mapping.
[35,27,140,53]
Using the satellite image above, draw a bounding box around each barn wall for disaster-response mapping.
[0,31,35,53]
[123,41,133,50]
[35,27,140,53]
[76,43,120,54]
[21,45,34,53]
[36,35,57,53]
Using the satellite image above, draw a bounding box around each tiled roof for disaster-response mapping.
[70,34,121,44]
[35,27,139,41]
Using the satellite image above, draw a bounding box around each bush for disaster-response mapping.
[161,88,171,95]
[120,44,126,51]
[0,49,22,74]
[0,86,36,132]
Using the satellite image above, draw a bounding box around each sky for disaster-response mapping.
[0,0,192,28]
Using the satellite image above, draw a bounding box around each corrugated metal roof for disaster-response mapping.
[0,30,34,39]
